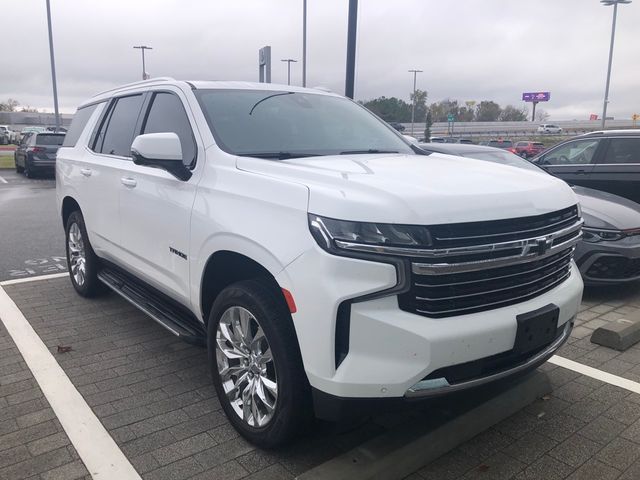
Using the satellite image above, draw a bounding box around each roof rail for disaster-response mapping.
[92,77,176,98]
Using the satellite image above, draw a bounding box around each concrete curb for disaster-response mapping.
[298,372,551,480]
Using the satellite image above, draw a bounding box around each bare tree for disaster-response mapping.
[535,109,550,122]
[0,99,19,112]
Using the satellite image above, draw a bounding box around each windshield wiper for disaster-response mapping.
[339,149,399,155]
[237,152,322,160]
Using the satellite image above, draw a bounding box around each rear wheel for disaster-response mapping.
[208,279,311,447]
[24,158,34,178]
[15,159,23,173]
[65,210,104,297]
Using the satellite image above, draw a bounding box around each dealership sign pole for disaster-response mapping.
[522,92,550,122]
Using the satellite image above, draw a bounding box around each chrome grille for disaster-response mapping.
[398,206,582,318]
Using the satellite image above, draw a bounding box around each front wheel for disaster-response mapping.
[208,279,311,447]
[65,210,104,297]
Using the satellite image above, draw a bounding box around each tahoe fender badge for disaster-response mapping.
[169,247,187,260]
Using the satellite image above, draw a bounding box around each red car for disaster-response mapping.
[515,141,545,158]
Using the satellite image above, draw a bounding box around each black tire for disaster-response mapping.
[24,158,34,178]
[15,160,23,173]
[65,210,104,297]
[208,279,312,447]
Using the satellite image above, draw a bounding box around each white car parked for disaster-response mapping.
[537,124,563,134]
[56,78,583,446]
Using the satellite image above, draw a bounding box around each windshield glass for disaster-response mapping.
[195,89,414,158]
[462,150,543,173]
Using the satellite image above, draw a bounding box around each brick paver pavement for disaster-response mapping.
[2,277,640,480]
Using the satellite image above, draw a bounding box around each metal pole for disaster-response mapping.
[532,101,537,122]
[601,2,618,129]
[45,0,60,132]
[408,69,422,136]
[302,0,307,87]
[344,0,358,99]
[134,46,152,80]
[281,59,297,86]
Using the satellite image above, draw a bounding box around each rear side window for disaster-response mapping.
[63,103,100,147]
[35,134,65,146]
[98,95,144,157]
[142,92,197,167]
[601,138,640,164]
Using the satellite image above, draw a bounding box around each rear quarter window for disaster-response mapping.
[63,103,101,147]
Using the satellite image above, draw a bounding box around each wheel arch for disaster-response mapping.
[61,196,82,228]
[200,250,292,325]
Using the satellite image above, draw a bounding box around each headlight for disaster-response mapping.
[309,214,432,255]
[582,228,625,243]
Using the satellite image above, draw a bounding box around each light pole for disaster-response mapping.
[408,69,423,136]
[345,0,358,99]
[302,0,307,87]
[45,0,60,132]
[281,59,297,85]
[133,45,153,80]
[600,0,631,129]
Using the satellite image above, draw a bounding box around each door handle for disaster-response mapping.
[120,177,137,188]
[575,169,587,175]
[80,168,92,177]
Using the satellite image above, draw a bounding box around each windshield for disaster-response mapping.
[195,89,414,158]
[460,150,543,173]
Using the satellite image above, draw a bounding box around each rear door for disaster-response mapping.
[589,136,640,203]
[118,88,202,304]
[535,138,603,188]
[81,93,146,257]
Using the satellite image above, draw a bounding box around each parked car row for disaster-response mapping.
[419,140,640,286]
[0,125,66,145]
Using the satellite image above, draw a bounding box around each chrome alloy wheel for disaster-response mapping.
[215,306,278,427]
[68,222,86,287]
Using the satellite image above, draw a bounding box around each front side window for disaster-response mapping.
[540,139,600,165]
[99,95,144,157]
[601,138,640,164]
[195,89,414,158]
[142,92,197,167]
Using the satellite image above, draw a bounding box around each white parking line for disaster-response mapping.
[0,272,69,286]
[0,285,141,479]
[549,355,640,394]
[0,175,7,184]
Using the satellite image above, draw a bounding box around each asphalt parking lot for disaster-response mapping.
[0,169,64,282]
[3,173,640,479]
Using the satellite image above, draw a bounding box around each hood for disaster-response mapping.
[236,153,578,225]
[573,186,640,230]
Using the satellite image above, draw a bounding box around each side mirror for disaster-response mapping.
[131,133,192,181]
[403,134,419,145]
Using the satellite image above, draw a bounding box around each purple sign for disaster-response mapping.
[522,92,550,102]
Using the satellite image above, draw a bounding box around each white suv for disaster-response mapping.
[56,78,584,446]
[537,124,563,134]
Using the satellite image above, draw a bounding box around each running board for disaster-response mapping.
[98,268,206,346]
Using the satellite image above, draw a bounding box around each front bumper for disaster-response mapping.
[277,246,583,401]
[575,238,640,284]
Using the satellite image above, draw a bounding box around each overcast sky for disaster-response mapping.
[3,0,638,119]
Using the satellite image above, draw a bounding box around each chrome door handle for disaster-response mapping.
[120,177,137,188]
[80,168,92,177]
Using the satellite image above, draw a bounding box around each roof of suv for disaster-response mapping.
[581,129,640,137]
[85,77,338,107]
